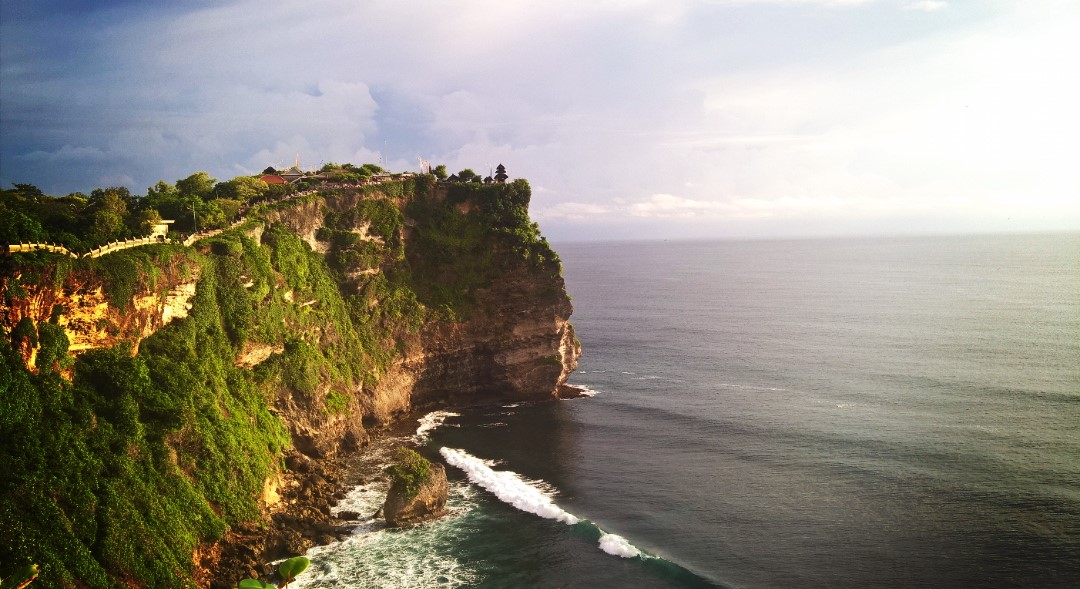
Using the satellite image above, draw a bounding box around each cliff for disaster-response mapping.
[0,177,580,588]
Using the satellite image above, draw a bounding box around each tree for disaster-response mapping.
[144,181,188,230]
[457,168,478,183]
[175,172,216,201]
[215,198,243,223]
[214,176,269,203]
[146,180,178,201]
[432,164,447,180]
[195,199,227,230]
[61,192,89,208]
[90,186,133,205]
[11,183,45,199]
[127,208,163,236]
[89,190,129,243]
[358,163,384,177]
[0,202,45,244]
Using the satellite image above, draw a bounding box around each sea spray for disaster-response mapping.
[440,447,644,559]
[599,533,642,558]
[572,384,602,397]
[290,484,481,589]
[440,447,580,524]
[414,410,460,443]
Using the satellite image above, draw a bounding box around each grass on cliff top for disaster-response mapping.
[404,178,564,318]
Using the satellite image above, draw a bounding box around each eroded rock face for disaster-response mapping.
[382,463,449,527]
[368,264,581,423]
[0,261,200,366]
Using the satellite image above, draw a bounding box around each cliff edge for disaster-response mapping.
[0,176,579,589]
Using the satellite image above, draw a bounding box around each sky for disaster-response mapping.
[2,0,1078,241]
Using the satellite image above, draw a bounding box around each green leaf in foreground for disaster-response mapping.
[277,556,309,583]
[1,564,41,589]
[237,579,276,589]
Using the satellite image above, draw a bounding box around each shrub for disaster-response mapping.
[384,448,431,500]
[324,390,349,415]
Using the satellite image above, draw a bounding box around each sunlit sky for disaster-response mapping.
[2,0,1078,240]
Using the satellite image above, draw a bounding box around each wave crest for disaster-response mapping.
[440,447,644,559]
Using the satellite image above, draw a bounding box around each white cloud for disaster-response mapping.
[629,194,732,218]
[4,0,1079,237]
[535,202,613,221]
[904,1,948,12]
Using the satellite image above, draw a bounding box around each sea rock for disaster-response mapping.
[382,463,449,527]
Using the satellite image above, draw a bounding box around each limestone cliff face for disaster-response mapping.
[277,183,582,428]
[386,266,580,414]
[0,256,200,368]
[1,179,580,455]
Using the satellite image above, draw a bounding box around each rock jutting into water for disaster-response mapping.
[383,463,450,527]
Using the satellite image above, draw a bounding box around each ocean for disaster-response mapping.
[294,232,1080,589]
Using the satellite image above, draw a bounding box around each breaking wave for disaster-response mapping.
[440,447,642,558]
[414,411,460,443]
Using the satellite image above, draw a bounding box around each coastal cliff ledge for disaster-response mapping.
[0,176,580,589]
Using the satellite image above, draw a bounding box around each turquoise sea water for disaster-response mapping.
[295,232,1080,589]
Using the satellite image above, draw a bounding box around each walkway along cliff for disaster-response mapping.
[0,175,581,588]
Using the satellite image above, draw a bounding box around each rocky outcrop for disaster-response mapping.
[205,452,354,589]
[382,463,449,527]
[404,270,579,408]
[1,178,581,589]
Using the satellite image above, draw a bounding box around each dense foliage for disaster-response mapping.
[406,178,563,317]
[0,247,290,587]
[2,169,298,251]
[384,448,432,500]
[0,173,563,588]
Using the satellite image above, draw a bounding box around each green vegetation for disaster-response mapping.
[1,171,291,251]
[276,556,309,587]
[0,239,297,587]
[0,169,568,588]
[324,391,349,415]
[406,178,562,317]
[236,555,309,589]
[384,448,431,501]
[0,563,39,588]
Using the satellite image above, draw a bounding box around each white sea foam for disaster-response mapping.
[440,447,643,559]
[566,385,602,398]
[598,533,641,558]
[441,448,579,524]
[414,410,460,443]
[292,483,480,589]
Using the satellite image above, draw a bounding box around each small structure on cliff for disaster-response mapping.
[260,174,288,185]
[494,163,508,183]
[279,165,306,184]
[150,219,174,241]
